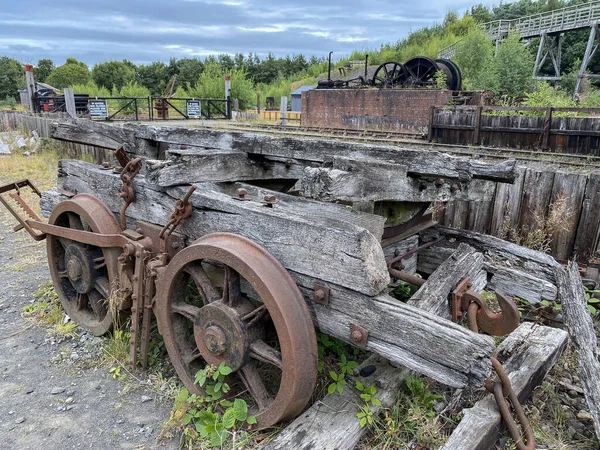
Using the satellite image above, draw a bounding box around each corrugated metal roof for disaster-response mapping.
[291,85,315,96]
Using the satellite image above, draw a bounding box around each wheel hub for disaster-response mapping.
[194,302,256,371]
[64,244,96,294]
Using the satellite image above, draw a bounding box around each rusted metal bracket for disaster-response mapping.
[350,323,369,349]
[119,157,142,230]
[159,186,196,253]
[451,277,520,336]
[0,179,46,241]
[313,283,329,306]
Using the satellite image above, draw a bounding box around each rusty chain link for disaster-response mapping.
[159,186,196,252]
[466,303,536,450]
[119,158,142,230]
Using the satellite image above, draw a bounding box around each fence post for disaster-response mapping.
[280,96,288,126]
[24,64,36,113]
[134,98,139,121]
[542,107,552,149]
[64,88,77,118]
[473,106,483,145]
[149,96,153,121]
[257,92,261,114]
[427,106,435,141]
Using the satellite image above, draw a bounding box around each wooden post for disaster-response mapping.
[257,92,261,114]
[427,105,435,141]
[24,64,36,113]
[473,106,483,145]
[541,107,552,149]
[63,88,77,118]
[224,75,232,119]
[280,96,288,126]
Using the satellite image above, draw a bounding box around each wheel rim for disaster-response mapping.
[434,58,462,91]
[372,61,407,88]
[404,57,440,87]
[155,232,318,427]
[47,194,121,336]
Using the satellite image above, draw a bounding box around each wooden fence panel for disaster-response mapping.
[574,171,600,261]
[518,168,556,234]
[489,167,526,238]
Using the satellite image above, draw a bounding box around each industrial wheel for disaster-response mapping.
[155,232,318,427]
[47,194,122,336]
[403,56,440,87]
[372,61,407,88]
[434,59,462,91]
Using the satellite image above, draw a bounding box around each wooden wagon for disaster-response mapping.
[0,117,575,449]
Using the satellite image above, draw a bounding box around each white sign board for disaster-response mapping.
[89,100,108,118]
[187,100,201,118]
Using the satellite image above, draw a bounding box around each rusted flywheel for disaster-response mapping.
[155,232,318,427]
[47,194,121,336]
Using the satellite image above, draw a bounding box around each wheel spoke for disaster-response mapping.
[241,304,267,327]
[93,256,106,270]
[88,290,105,317]
[57,236,75,250]
[58,270,69,279]
[67,212,84,230]
[249,340,282,369]
[172,302,201,322]
[76,292,88,311]
[222,266,242,307]
[186,263,220,303]
[238,362,273,410]
[94,276,110,298]
[183,348,203,365]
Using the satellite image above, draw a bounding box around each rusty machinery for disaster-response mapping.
[317,55,462,91]
[0,148,532,443]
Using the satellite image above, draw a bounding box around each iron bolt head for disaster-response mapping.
[315,289,325,301]
[66,257,82,281]
[262,195,280,207]
[435,178,445,187]
[203,326,228,355]
[351,330,363,342]
[235,188,248,199]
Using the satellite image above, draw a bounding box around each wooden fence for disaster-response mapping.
[0,112,112,163]
[439,166,600,262]
[429,106,600,155]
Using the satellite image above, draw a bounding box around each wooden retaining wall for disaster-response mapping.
[0,112,111,163]
[430,106,600,155]
[439,166,600,262]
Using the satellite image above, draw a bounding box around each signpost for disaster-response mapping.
[89,100,108,119]
[187,100,201,118]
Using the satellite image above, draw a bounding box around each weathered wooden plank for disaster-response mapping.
[554,262,600,440]
[145,148,306,185]
[408,243,484,319]
[518,167,555,235]
[300,157,497,203]
[291,270,494,388]
[420,226,561,284]
[382,234,419,275]
[52,160,389,296]
[574,170,600,261]
[264,356,411,450]
[549,171,588,260]
[489,166,526,238]
[50,119,518,183]
[416,245,557,304]
[442,322,568,450]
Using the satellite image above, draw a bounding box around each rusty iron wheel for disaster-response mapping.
[47,194,121,336]
[155,232,318,427]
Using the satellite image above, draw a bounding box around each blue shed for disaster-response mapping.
[291,86,314,112]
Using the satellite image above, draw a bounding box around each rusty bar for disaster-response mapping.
[29,221,128,248]
[388,267,425,287]
[386,238,442,267]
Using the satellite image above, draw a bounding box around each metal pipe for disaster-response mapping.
[328,51,333,81]
[386,238,442,267]
[388,267,425,287]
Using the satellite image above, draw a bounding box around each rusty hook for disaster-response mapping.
[463,290,520,336]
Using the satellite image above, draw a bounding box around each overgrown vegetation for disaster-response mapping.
[22,282,78,338]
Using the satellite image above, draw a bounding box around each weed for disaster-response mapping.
[23,281,79,338]
[103,329,131,366]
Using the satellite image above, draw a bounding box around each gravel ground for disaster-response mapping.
[0,218,179,450]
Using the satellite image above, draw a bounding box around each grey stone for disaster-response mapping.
[51,387,65,395]
[141,395,153,403]
[15,417,25,424]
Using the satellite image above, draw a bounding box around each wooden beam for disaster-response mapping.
[63,88,76,119]
[441,322,568,450]
[408,243,485,319]
[300,157,497,203]
[264,356,411,450]
[554,262,600,440]
[49,119,518,183]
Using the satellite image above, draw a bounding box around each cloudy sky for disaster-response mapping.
[0,0,501,65]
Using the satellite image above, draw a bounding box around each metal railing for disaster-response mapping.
[438,0,600,58]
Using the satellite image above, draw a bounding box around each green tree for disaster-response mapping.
[92,60,136,91]
[47,57,91,89]
[492,30,535,97]
[137,61,167,95]
[453,28,496,91]
[0,57,24,99]
[188,62,255,110]
[36,59,54,83]
[177,58,204,89]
